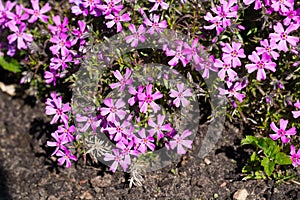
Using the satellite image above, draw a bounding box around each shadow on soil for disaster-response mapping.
[0,164,11,200]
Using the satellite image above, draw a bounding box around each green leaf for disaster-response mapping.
[0,56,21,73]
[261,157,275,176]
[275,152,292,165]
[241,135,257,145]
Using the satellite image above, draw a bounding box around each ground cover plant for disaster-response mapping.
[0,0,300,193]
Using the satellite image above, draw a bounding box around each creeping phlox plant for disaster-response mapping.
[0,0,299,184]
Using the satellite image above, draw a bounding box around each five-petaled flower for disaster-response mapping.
[104,148,127,172]
[137,84,163,113]
[292,100,300,119]
[25,0,51,23]
[270,119,297,144]
[290,145,300,167]
[110,68,133,91]
[100,98,127,123]
[169,83,193,107]
[169,129,193,154]
[7,23,33,50]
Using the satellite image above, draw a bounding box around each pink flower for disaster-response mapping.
[110,68,133,91]
[48,15,69,35]
[165,41,189,67]
[148,0,169,12]
[44,70,59,86]
[105,12,131,32]
[243,0,262,10]
[6,4,29,26]
[104,149,127,172]
[269,22,299,52]
[255,39,280,60]
[147,114,172,140]
[45,92,71,126]
[50,54,73,70]
[105,120,131,142]
[204,13,224,35]
[46,131,68,156]
[49,33,72,56]
[71,20,87,46]
[116,140,139,165]
[211,0,237,28]
[290,145,300,167]
[282,9,300,26]
[25,0,51,23]
[137,84,163,113]
[136,128,155,154]
[100,98,126,123]
[221,42,246,68]
[245,52,276,81]
[269,119,296,144]
[76,114,101,133]
[7,23,33,50]
[169,130,193,154]
[292,100,300,118]
[143,14,168,34]
[56,149,77,168]
[97,0,123,15]
[125,24,146,47]
[56,124,76,142]
[182,38,202,65]
[169,83,193,107]
[219,81,245,103]
[0,1,16,27]
[214,58,237,80]
[270,0,293,12]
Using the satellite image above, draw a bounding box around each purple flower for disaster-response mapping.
[71,20,87,46]
[56,149,77,168]
[7,23,33,50]
[47,131,68,156]
[270,0,293,12]
[76,114,101,133]
[290,145,300,167]
[269,119,296,144]
[104,149,127,172]
[0,1,16,27]
[45,92,71,125]
[125,24,146,47]
[50,54,73,70]
[243,0,262,10]
[25,0,51,23]
[219,81,245,102]
[105,120,131,142]
[204,13,224,35]
[70,0,89,16]
[116,140,139,165]
[44,70,59,86]
[169,130,193,154]
[148,0,169,12]
[292,100,300,118]
[147,114,172,140]
[49,33,72,56]
[182,38,201,65]
[245,51,276,81]
[48,15,69,35]
[137,84,163,113]
[269,22,299,52]
[221,42,246,68]
[105,12,131,32]
[169,83,193,107]
[255,39,280,60]
[6,4,29,26]
[165,41,189,67]
[211,0,237,28]
[282,9,300,26]
[143,14,167,34]
[136,128,155,154]
[97,0,123,15]
[56,124,76,142]
[214,58,237,80]
[109,68,133,91]
[100,98,126,123]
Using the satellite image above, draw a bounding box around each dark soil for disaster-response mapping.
[0,88,300,200]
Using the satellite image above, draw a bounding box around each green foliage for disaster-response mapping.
[0,56,21,73]
[241,136,292,179]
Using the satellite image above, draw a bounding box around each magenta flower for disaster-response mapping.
[245,52,276,81]
[136,128,155,154]
[110,68,133,91]
[169,130,193,154]
[71,20,87,46]
[169,83,193,107]
[105,120,131,142]
[292,100,300,119]
[6,4,29,26]
[70,0,88,16]
[105,12,131,33]
[100,98,126,123]
[270,119,296,144]
[116,140,139,165]
[269,22,299,52]
[204,13,224,35]
[56,149,78,168]
[56,124,76,142]
[25,0,51,23]
[243,0,262,10]
[125,24,146,47]
[82,0,101,15]
[49,33,72,56]
[44,70,59,86]
[148,0,169,12]
[48,15,69,35]
[221,42,246,68]
[214,58,237,80]
[104,149,127,172]
[165,41,189,67]
[7,23,33,50]
[97,0,123,15]
[290,145,300,167]
[143,14,167,34]
[127,85,144,106]
[0,1,16,27]
[76,114,101,133]
[45,92,71,125]
[182,38,201,65]
[137,84,163,113]
[282,9,300,26]
[50,54,73,71]
[255,39,280,60]
[211,0,237,28]
[46,131,68,156]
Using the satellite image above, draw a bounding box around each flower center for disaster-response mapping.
[145,95,153,103]
[231,50,237,57]
[280,32,287,40]
[257,61,265,69]
[56,108,62,116]
[110,106,116,113]
[34,10,40,17]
